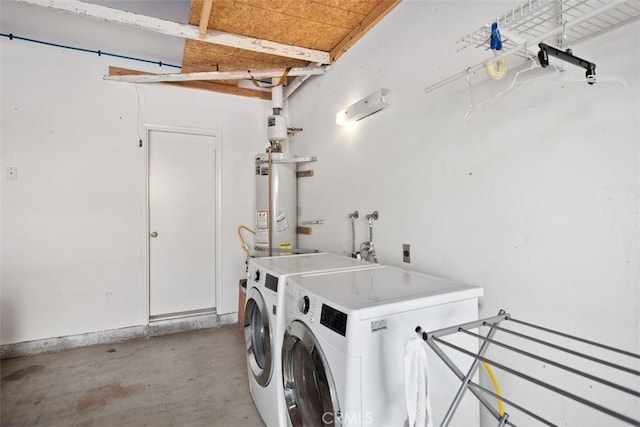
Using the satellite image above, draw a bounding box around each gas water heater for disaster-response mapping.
[255,152,298,255]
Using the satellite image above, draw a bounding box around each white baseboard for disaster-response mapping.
[1,312,238,359]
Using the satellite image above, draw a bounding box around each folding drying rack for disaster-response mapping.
[417,310,640,426]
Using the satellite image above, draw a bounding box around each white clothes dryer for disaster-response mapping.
[281,266,484,427]
[244,253,379,427]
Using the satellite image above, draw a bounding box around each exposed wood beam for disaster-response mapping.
[330,0,402,62]
[198,0,214,39]
[108,67,271,100]
[105,66,327,83]
[14,0,331,64]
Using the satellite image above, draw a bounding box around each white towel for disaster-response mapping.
[404,336,434,427]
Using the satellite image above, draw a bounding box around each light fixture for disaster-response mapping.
[336,88,389,125]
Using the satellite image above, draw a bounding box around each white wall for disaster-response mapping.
[288,1,639,425]
[2,0,638,422]
[0,2,270,344]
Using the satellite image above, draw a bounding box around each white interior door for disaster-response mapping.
[148,129,216,318]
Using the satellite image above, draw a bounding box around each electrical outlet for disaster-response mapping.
[403,244,410,263]
[6,167,17,181]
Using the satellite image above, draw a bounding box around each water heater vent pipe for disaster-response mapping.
[272,79,284,110]
[268,148,273,256]
[268,79,288,144]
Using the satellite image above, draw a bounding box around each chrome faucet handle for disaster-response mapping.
[365,211,379,221]
[349,210,359,219]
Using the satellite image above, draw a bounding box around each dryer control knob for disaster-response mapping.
[254,269,261,282]
[298,296,310,314]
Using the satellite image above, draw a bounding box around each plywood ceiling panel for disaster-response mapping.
[182,39,309,85]
[182,40,309,71]
[180,0,400,93]
[25,0,400,99]
[189,0,377,50]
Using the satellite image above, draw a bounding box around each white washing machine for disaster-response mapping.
[281,266,484,426]
[244,253,379,427]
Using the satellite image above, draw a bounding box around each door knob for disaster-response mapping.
[150,231,158,238]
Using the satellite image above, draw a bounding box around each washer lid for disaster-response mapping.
[291,266,483,315]
[253,252,375,276]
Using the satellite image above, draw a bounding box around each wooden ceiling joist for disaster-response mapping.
[108,66,271,100]
[15,0,331,64]
[198,0,214,39]
[105,66,327,83]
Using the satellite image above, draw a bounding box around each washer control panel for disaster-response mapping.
[320,304,348,337]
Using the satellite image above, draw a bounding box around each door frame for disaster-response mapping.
[143,124,222,322]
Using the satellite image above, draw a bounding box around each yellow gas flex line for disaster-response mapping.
[237,225,256,257]
[482,361,505,416]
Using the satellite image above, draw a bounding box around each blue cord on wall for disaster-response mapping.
[0,32,181,69]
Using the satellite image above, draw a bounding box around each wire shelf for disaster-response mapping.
[424,0,640,93]
[458,0,640,55]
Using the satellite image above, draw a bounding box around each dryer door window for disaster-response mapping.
[244,289,272,386]
[282,320,340,426]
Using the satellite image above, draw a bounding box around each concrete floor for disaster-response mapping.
[1,325,265,426]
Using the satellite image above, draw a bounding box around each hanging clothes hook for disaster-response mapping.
[484,22,508,80]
